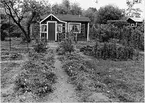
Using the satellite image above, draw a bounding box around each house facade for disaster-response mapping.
[40,14,90,41]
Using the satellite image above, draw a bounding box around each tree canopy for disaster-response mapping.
[96,5,124,24]
[82,7,97,25]
[1,0,46,42]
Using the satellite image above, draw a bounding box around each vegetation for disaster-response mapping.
[61,45,144,102]
[1,0,46,42]
[57,32,75,54]
[14,60,57,98]
[33,41,47,53]
[96,5,124,24]
[80,42,139,61]
[92,23,144,51]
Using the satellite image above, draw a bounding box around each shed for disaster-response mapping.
[127,17,143,26]
[107,17,143,27]
[40,14,90,41]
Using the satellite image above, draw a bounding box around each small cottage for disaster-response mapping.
[127,17,143,27]
[107,17,143,27]
[40,14,90,41]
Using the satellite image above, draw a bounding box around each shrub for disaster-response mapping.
[33,41,47,53]
[80,45,93,56]
[80,42,137,61]
[56,47,65,55]
[59,38,74,54]
[92,24,144,51]
[58,33,65,42]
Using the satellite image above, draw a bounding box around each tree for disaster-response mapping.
[1,0,44,42]
[52,4,67,14]
[62,0,71,14]
[70,3,82,15]
[126,0,142,18]
[96,5,124,24]
[82,7,97,25]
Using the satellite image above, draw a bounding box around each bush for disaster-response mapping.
[56,47,65,55]
[1,30,8,41]
[58,33,65,42]
[80,45,93,56]
[59,38,74,54]
[33,42,47,53]
[92,24,144,51]
[80,42,137,61]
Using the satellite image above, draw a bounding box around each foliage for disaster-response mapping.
[57,33,65,42]
[14,61,56,97]
[96,5,124,24]
[1,0,44,42]
[10,53,23,60]
[1,22,17,40]
[57,33,75,54]
[82,7,97,25]
[60,38,74,53]
[80,45,94,56]
[70,3,82,15]
[33,41,47,53]
[92,24,144,51]
[80,42,138,61]
[126,0,142,18]
[1,30,8,41]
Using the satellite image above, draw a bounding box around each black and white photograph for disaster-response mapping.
[0,0,144,102]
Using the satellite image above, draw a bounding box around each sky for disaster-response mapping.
[47,0,144,18]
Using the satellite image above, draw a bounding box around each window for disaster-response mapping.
[131,23,136,27]
[69,23,81,33]
[57,24,62,33]
[41,24,47,33]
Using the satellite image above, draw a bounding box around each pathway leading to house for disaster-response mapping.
[46,42,79,102]
[45,42,112,102]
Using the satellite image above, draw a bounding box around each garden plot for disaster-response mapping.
[61,53,112,102]
[77,42,144,102]
[60,50,144,102]
[1,44,57,102]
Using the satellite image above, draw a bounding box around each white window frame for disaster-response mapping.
[41,24,47,33]
[68,22,81,33]
[57,24,63,33]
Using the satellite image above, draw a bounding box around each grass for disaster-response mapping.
[60,41,144,102]
[74,41,144,102]
[1,62,21,88]
[1,38,57,102]
[1,53,23,61]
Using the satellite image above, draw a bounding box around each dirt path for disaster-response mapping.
[46,55,78,102]
[45,43,79,102]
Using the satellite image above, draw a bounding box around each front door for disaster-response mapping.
[48,22,55,40]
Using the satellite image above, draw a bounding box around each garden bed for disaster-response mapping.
[61,51,144,102]
[1,53,23,61]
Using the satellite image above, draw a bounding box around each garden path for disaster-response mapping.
[45,42,79,102]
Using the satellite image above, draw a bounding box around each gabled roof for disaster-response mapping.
[107,17,144,24]
[41,14,90,22]
[56,14,90,22]
[128,17,143,22]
